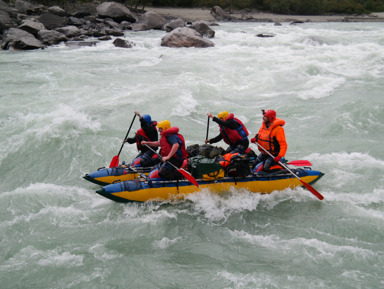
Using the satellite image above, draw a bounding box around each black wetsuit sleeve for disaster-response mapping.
[140,118,158,141]
[126,136,136,144]
[212,117,240,130]
[210,134,223,144]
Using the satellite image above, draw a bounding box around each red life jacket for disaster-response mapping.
[135,122,157,151]
[159,127,188,160]
[219,113,249,145]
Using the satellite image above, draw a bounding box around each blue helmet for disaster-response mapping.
[142,114,151,124]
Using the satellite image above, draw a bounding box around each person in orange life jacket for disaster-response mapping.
[250,109,287,171]
[124,111,160,167]
[205,111,249,154]
[141,120,188,180]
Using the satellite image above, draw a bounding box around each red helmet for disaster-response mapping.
[263,109,276,122]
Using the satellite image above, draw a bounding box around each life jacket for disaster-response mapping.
[159,127,188,160]
[219,114,249,145]
[136,121,157,151]
[256,118,287,158]
[219,152,239,168]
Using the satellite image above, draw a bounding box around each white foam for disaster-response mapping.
[230,229,375,262]
[89,243,123,261]
[0,246,83,272]
[184,187,315,223]
[308,152,384,170]
[152,237,182,249]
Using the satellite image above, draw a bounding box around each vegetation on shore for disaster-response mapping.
[24,0,384,15]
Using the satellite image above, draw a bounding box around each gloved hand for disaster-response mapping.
[251,137,256,143]
[273,156,281,163]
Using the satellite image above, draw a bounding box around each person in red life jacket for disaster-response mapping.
[250,109,287,172]
[124,111,160,167]
[142,120,188,180]
[205,111,250,154]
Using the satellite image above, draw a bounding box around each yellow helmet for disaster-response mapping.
[217,111,229,119]
[157,120,171,131]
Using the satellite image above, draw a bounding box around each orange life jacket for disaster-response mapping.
[256,118,287,158]
[219,152,239,168]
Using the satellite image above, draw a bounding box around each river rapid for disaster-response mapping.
[1,22,384,288]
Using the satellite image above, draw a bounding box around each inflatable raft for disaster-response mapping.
[95,167,324,203]
[83,165,153,186]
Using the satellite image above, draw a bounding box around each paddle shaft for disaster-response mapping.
[144,144,199,187]
[254,142,324,200]
[117,114,137,157]
[126,166,150,181]
[206,116,210,140]
[144,144,179,171]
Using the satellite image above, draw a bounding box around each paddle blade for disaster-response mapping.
[300,180,324,200]
[109,155,119,168]
[288,160,313,166]
[178,169,199,187]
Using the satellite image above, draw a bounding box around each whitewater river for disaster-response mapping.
[1,22,383,288]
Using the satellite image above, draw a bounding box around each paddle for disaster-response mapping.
[125,166,150,181]
[206,116,210,141]
[144,144,199,187]
[254,143,324,200]
[109,114,137,168]
[287,160,312,166]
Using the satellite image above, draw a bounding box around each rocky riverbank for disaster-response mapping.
[2,1,384,50]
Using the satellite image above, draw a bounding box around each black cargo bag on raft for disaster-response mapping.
[225,155,251,177]
[188,155,223,179]
[186,144,200,157]
[199,144,225,159]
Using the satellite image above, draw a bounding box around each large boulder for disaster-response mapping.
[1,27,44,50]
[163,18,185,32]
[161,27,214,48]
[55,25,81,38]
[141,11,166,30]
[37,29,67,45]
[0,10,13,33]
[113,38,132,48]
[18,19,45,36]
[47,6,69,17]
[191,21,215,38]
[210,6,231,21]
[15,0,43,15]
[39,13,67,30]
[96,2,136,23]
[0,0,18,14]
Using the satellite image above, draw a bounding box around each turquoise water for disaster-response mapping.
[1,22,384,288]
